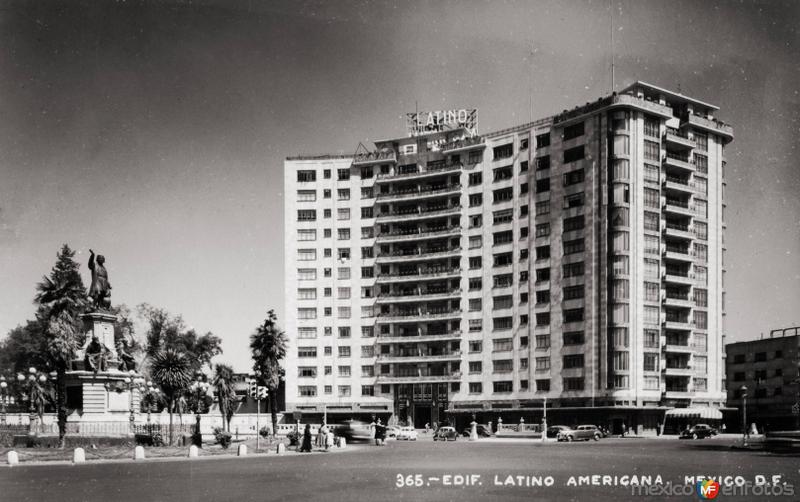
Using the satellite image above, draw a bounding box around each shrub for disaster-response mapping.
[286,430,300,446]
[259,426,272,439]
[213,427,232,449]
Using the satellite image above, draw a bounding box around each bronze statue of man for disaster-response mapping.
[88,249,111,309]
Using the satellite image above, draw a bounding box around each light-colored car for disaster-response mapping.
[557,425,601,442]
[385,426,399,439]
[397,426,418,441]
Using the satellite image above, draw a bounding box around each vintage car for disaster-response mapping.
[679,424,718,439]
[396,426,419,441]
[433,426,458,441]
[557,425,602,442]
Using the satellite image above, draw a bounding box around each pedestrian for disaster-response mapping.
[318,423,329,450]
[621,422,626,438]
[375,418,384,446]
[721,423,727,434]
[300,424,312,453]
[425,422,430,434]
[325,428,334,451]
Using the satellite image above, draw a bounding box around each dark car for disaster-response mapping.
[433,426,458,441]
[460,424,492,437]
[679,424,718,440]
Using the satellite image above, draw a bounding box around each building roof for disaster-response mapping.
[621,81,720,112]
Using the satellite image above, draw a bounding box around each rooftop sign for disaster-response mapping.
[407,109,478,137]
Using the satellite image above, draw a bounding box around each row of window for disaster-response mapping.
[298,385,373,397]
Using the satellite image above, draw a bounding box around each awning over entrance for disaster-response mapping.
[665,407,722,420]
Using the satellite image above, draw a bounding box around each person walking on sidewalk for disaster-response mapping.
[300,424,313,452]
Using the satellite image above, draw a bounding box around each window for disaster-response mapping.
[563,169,585,186]
[297,229,316,241]
[493,274,513,288]
[535,357,551,371]
[324,229,332,238]
[612,256,629,276]
[562,262,584,278]
[494,209,513,224]
[338,386,351,397]
[361,365,375,377]
[694,131,708,151]
[563,308,584,323]
[563,238,584,255]
[470,214,483,228]
[469,298,482,312]
[297,170,316,182]
[694,311,707,329]
[643,212,660,232]
[694,154,708,174]
[563,285,583,300]
[612,303,629,324]
[324,169,331,179]
[520,161,529,172]
[360,207,373,219]
[469,319,482,332]
[493,338,513,351]
[612,231,629,252]
[563,122,584,140]
[520,358,529,369]
[338,267,350,279]
[612,279,629,300]
[468,277,482,290]
[298,327,317,339]
[535,267,550,282]
[297,209,317,221]
[563,145,585,163]
[361,385,374,396]
[469,361,482,374]
[563,215,584,232]
[563,354,584,368]
[360,166,373,179]
[337,168,350,180]
[468,150,483,164]
[536,312,550,326]
[298,308,317,320]
[297,288,317,300]
[563,378,584,391]
[536,379,550,391]
[493,166,513,181]
[551,331,580,351]
[493,253,513,267]
[494,231,513,246]
[564,192,584,208]
[694,222,708,241]
[520,138,529,150]
[535,156,550,171]
[469,193,483,207]
[493,143,513,159]
[535,335,550,349]
[297,190,316,202]
[493,187,513,203]
[643,188,660,209]
[361,187,373,199]
[338,365,351,377]
[536,245,550,260]
[298,268,317,281]
[337,229,351,241]
[643,353,659,372]
[298,386,317,397]
[694,289,707,307]
[338,307,351,319]
[535,223,550,237]
[642,282,659,302]
[536,133,550,148]
[643,140,660,161]
[298,367,317,378]
[337,188,350,201]
[469,340,483,353]
[644,235,659,255]
[337,208,350,220]
[493,381,513,393]
[361,326,374,338]
[469,256,482,269]
[338,346,351,357]
[469,382,483,394]
[324,346,332,355]
[324,189,331,198]
[493,295,513,310]
[535,178,550,193]
[298,347,317,358]
[469,172,482,185]
[469,236,482,249]
[643,116,660,138]
[535,201,550,216]
[644,163,659,184]
[493,317,513,331]
[361,227,374,239]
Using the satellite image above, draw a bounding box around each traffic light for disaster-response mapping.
[257,386,268,399]
[249,380,257,398]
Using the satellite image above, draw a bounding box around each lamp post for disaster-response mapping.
[541,396,548,442]
[17,367,48,434]
[190,374,210,447]
[0,376,8,424]
[739,385,748,446]
[123,369,145,426]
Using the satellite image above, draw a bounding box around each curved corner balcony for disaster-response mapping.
[376,372,462,384]
[375,226,462,244]
[664,127,696,150]
[440,136,486,154]
[376,350,462,364]
[375,267,462,284]
[375,247,462,265]
[375,162,462,183]
[684,113,734,143]
[375,288,463,305]
[663,153,695,173]
[376,183,462,203]
[352,150,397,166]
[376,330,463,344]
[375,309,463,324]
[376,205,462,224]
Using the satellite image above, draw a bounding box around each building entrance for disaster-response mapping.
[395,383,448,428]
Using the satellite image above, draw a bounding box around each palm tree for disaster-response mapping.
[213,364,236,432]
[150,349,192,445]
[250,310,288,437]
[34,244,88,448]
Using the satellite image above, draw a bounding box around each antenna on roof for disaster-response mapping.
[610,0,615,93]
[529,41,534,123]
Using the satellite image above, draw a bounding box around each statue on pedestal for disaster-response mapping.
[88,249,111,310]
[84,336,110,373]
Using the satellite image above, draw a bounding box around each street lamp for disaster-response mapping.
[0,376,8,424]
[190,374,210,447]
[739,385,748,446]
[17,367,49,434]
[123,369,145,426]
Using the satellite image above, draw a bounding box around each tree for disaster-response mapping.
[0,320,48,376]
[138,304,222,372]
[212,363,237,432]
[34,244,89,448]
[150,349,193,445]
[250,310,287,437]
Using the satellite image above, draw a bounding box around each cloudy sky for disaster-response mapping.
[1,0,798,371]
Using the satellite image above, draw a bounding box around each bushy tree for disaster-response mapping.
[138,304,221,372]
[150,349,193,445]
[34,244,89,447]
[213,363,237,432]
[250,310,287,437]
[0,320,48,376]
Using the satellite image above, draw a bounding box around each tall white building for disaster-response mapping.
[283,82,732,435]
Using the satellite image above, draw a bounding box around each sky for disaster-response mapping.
[1,0,798,372]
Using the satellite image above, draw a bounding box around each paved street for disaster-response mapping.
[2,436,798,501]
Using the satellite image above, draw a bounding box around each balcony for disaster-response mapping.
[377,350,462,364]
[375,308,463,324]
[663,245,693,263]
[663,389,692,399]
[663,198,695,218]
[664,127,696,150]
[684,113,734,143]
[663,176,694,196]
[663,153,694,173]
[663,268,694,286]
[663,343,694,354]
[663,319,693,331]
[440,136,486,154]
[375,162,462,183]
[376,372,462,384]
[663,366,693,377]
[375,267,462,284]
[375,183,462,202]
[353,150,397,166]
[376,205,461,224]
[376,330,463,344]
[375,225,462,244]
[375,288,462,304]
[663,294,694,308]
[663,222,694,240]
[375,247,462,264]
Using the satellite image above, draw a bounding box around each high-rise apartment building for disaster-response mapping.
[283,82,733,435]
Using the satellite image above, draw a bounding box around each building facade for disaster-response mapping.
[283,82,732,435]
[726,327,800,432]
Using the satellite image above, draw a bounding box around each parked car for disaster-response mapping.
[385,426,399,439]
[547,425,570,438]
[557,425,601,442]
[679,424,718,440]
[396,426,418,441]
[433,426,458,441]
[460,424,492,437]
